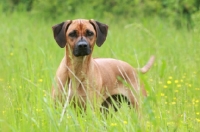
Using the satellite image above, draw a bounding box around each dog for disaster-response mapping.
[51,19,155,111]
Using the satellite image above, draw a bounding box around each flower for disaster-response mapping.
[174,80,179,83]
[123,121,127,124]
[161,93,165,96]
[196,118,200,122]
[167,121,174,125]
[168,76,173,79]
[38,79,43,82]
[110,123,117,126]
[195,88,200,91]
[174,90,179,92]
[10,52,14,56]
[171,102,176,105]
[2,110,6,115]
[164,85,168,88]
[167,80,172,84]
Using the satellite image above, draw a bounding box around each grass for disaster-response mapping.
[0,12,200,132]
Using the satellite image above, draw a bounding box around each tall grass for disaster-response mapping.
[0,12,200,132]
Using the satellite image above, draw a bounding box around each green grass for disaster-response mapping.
[0,12,200,132]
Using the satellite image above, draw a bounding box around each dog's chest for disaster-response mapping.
[68,78,102,108]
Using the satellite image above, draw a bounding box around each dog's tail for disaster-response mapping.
[139,55,155,74]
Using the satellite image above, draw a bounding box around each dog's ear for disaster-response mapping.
[52,20,72,48]
[89,20,108,47]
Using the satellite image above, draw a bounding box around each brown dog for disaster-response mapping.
[51,19,154,110]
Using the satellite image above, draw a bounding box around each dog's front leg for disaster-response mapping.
[52,57,69,104]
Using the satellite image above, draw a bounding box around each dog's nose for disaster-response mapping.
[73,40,91,57]
[77,41,88,48]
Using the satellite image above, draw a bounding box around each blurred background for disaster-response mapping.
[1,0,200,29]
[1,1,200,131]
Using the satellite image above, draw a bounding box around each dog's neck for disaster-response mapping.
[65,47,93,78]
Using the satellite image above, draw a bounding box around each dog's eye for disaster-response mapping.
[69,30,78,38]
[86,30,94,37]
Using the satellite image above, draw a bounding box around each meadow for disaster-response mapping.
[0,12,200,132]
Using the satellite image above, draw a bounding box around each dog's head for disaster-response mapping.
[52,19,108,57]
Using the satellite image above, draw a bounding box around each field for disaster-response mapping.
[0,12,200,132]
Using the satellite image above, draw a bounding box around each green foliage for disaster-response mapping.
[0,0,33,12]
[0,0,200,29]
[0,12,200,131]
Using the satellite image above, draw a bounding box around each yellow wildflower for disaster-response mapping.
[161,93,165,96]
[110,123,117,126]
[195,88,200,91]
[196,118,200,123]
[171,102,176,105]
[168,76,173,79]
[174,80,179,83]
[167,80,172,84]
[123,121,127,124]
[174,90,179,92]
[2,111,6,115]
[38,79,43,82]
[167,121,174,125]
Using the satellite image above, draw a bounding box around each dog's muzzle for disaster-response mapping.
[73,40,91,57]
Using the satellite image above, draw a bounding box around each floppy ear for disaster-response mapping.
[89,20,108,47]
[52,20,72,48]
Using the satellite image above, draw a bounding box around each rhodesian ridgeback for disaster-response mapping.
[51,19,155,111]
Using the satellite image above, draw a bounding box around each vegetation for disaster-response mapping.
[1,0,200,27]
[0,1,200,132]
